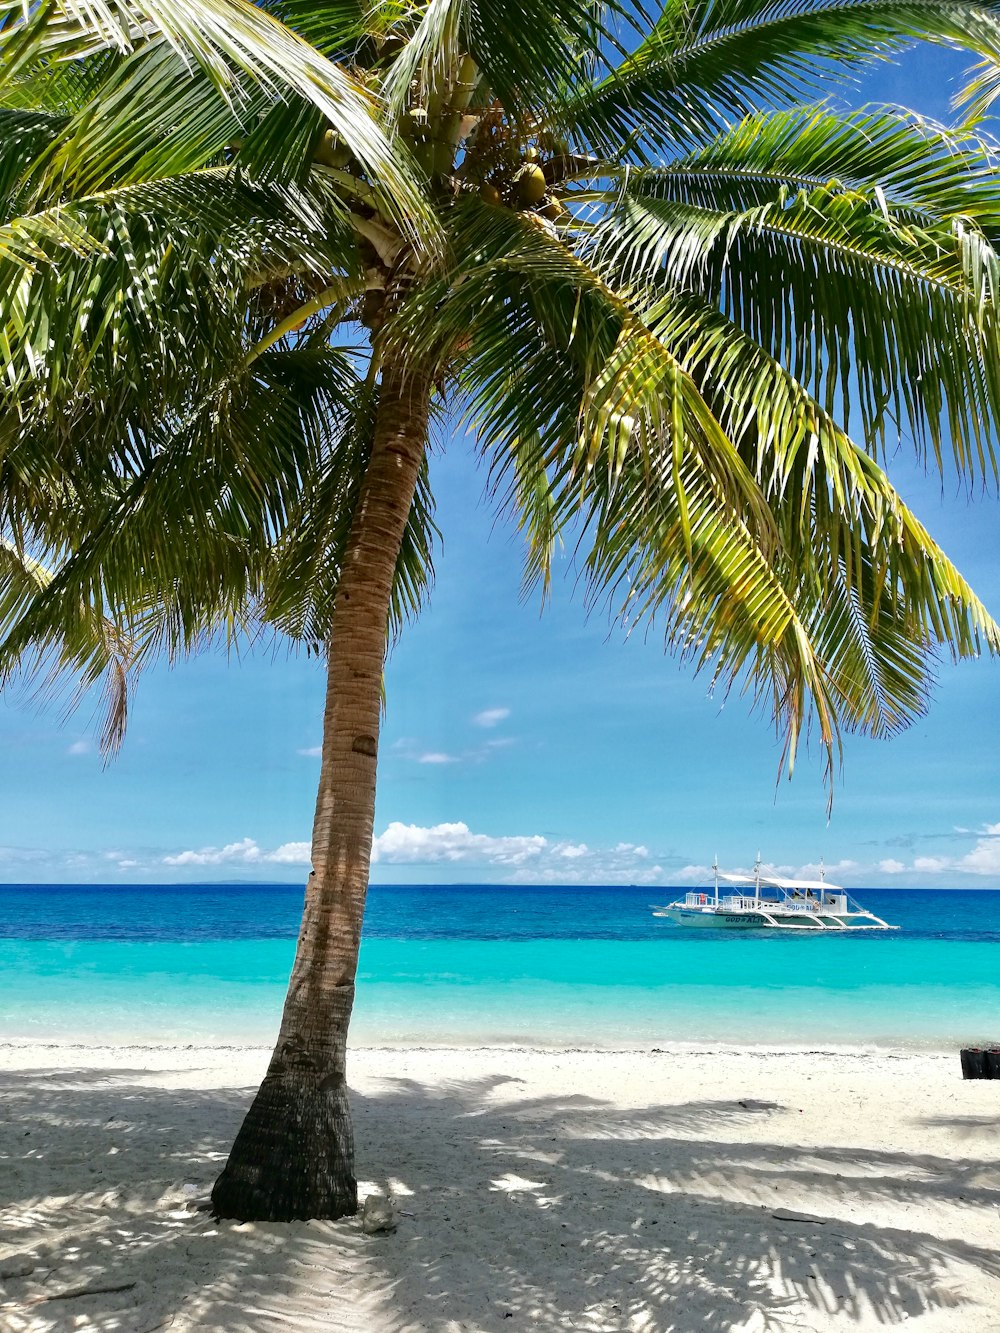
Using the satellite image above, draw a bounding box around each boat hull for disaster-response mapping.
[654,906,894,930]
[656,907,771,928]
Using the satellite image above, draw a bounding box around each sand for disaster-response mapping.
[0,1044,998,1333]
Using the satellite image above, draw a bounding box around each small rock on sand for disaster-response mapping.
[362,1193,398,1234]
[0,1255,35,1280]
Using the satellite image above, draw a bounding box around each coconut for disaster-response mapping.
[515,164,547,206]
[523,145,539,162]
[314,129,351,169]
[539,198,567,221]
[479,182,501,205]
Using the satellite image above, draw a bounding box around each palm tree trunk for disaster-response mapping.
[211,359,432,1221]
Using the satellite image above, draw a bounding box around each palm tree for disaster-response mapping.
[3,0,1000,1221]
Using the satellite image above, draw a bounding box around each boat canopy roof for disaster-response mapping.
[717,871,844,892]
[759,874,843,892]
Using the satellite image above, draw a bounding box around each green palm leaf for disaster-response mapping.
[0,0,438,245]
[563,0,1000,153]
[0,538,136,753]
[588,110,1000,473]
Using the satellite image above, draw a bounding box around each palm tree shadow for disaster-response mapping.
[915,1113,1000,1141]
[0,1067,997,1331]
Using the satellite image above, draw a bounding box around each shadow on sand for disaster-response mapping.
[1,1066,998,1331]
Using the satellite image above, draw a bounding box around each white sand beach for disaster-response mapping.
[1,1045,998,1333]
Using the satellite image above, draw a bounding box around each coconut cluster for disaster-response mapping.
[477,149,566,218]
[310,112,567,221]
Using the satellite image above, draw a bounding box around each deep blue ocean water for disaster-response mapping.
[1,884,998,1049]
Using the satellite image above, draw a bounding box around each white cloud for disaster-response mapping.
[164,837,261,867]
[473,708,510,728]
[117,859,138,869]
[956,837,1000,876]
[371,821,547,866]
[370,821,680,885]
[297,746,322,757]
[614,842,649,858]
[66,739,91,756]
[268,842,311,864]
[677,863,713,881]
[163,837,310,868]
[877,820,1000,880]
[418,752,458,765]
[148,821,677,883]
[879,858,906,874]
[913,855,949,874]
[793,859,859,879]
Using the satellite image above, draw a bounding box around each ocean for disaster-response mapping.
[1,884,998,1050]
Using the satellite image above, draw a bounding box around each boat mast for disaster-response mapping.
[754,850,761,903]
[713,856,719,905]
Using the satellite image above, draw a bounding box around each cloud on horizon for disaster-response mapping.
[156,821,668,883]
[163,837,311,867]
[7,819,1000,886]
[870,822,1000,879]
[371,822,670,884]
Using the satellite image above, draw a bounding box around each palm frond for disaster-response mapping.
[0,537,136,753]
[380,0,624,124]
[635,105,1000,235]
[0,49,120,115]
[562,0,1000,154]
[0,0,438,247]
[0,106,67,212]
[270,0,400,58]
[587,119,1000,476]
[29,40,263,196]
[641,290,1000,729]
[0,342,361,679]
[0,168,359,432]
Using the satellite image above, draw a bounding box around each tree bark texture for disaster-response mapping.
[211,359,432,1221]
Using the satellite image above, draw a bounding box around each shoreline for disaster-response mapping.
[0,1036,971,1059]
[2,1044,999,1331]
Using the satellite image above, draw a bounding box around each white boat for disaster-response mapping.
[653,859,896,931]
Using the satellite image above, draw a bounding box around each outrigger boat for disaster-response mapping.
[654,859,896,931]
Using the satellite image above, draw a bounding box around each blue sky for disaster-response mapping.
[2,45,1000,888]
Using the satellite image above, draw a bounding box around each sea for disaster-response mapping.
[1,884,998,1051]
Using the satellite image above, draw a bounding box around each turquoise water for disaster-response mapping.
[1,885,999,1049]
